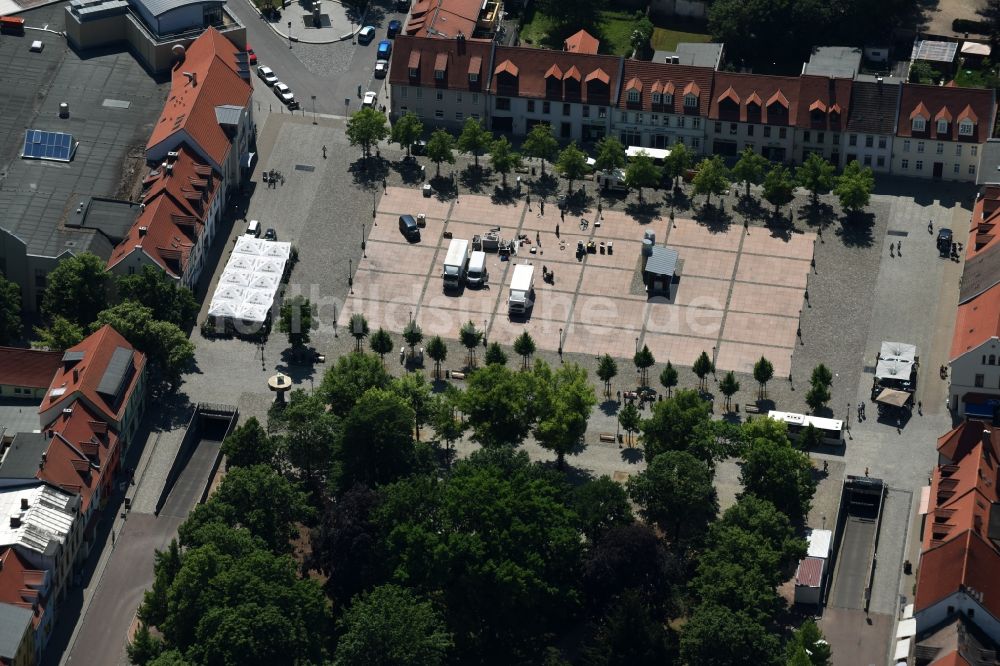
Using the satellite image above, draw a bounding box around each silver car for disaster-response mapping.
[273,82,295,105]
[256,65,278,86]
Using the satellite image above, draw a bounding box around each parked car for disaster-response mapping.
[256,65,277,86]
[399,214,420,241]
[273,82,295,105]
[377,39,392,59]
[362,91,377,108]
[358,25,375,44]
[937,228,953,256]
[411,139,427,155]
[374,59,389,78]
[387,19,401,37]
[246,219,261,237]
[247,44,257,65]
[264,228,277,241]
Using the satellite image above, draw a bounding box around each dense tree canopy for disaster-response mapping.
[640,390,723,463]
[740,436,817,524]
[628,450,718,547]
[0,276,22,345]
[459,363,539,447]
[42,252,109,326]
[319,352,391,415]
[116,266,198,327]
[95,302,195,387]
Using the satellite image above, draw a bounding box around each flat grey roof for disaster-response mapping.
[0,2,168,260]
[912,40,958,63]
[977,139,1000,186]
[66,197,142,244]
[0,603,33,660]
[0,431,47,480]
[653,42,723,69]
[645,246,678,277]
[803,46,862,78]
[133,0,223,18]
[0,401,43,442]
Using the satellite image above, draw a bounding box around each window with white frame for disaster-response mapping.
[970,164,977,174]
[456,112,463,121]
[937,119,948,134]
[692,137,701,149]
[903,140,910,152]
[469,73,478,83]
[638,113,644,124]
[652,92,661,104]
[436,91,443,101]
[878,137,887,149]
[527,100,535,112]
[937,143,944,154]
[627,89,640,103]
[665,94,674,106]
[912,117,926,132]
[956,144,963,156]
[849,134,857,146]
[917,142,924,153]
[692,117,701,129]
[435,69,444,81]
[599,108,607,118]
[408,67,418,78]
[954,163,960,174]
[763,126,771,138]
[959,120,974,136]
[684,94,697,108]
[877,156,885,167]
[435,109,444,118]
[651,114,658,124]
[972,145,979,156]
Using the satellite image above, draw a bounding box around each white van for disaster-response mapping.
[508,263,535,315]
[442,238,470,290]
[245,219,261,237]
[466,251,488,287]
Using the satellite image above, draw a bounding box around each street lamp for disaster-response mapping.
[311,95,317,124]
[361,222,367,257]
[558,328,563,358]
[712,345,717,379]
[287,21,292,48]
[348,258,354,294]
[635,336,639,354]
[483,319,488,348]
[372,188,377,218]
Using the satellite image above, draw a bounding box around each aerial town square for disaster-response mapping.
[0,0,999,663]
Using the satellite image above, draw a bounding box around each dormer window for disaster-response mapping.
[684,94,697,108]
[960,120,974,136]
[435,69,445,80]
[469,73,478,83]
[627,89,640,103]
[651,92,661,105]
[912,117,926,132]
[408,67,418,78]
[937,119,948,134]
[664,93,674,106]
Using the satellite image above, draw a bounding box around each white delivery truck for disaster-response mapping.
[507,263,535,315]
[442,238,469,290]
[466,250,488,287]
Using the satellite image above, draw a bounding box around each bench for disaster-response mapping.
[599,433,616,444]
[450,371,466,380]
[744,404,761,414]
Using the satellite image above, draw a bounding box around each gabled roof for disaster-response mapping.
[38,325,145,426]
[40,403,119,512]
[564,29,599,55]
[617,60,713,115]
[897,83,995,142]
[389,35,491,91]
[708,72,800,124]
[795,75,851,129]
[0,548,46,632]
[923,434,999,551]
[146,28,252,167]
[106,192,196,279]
[951,286,1000,361]
[915,530,1000,621]
[846,79,900,135]
[0,348,61,389]
[489,45,621,102]
[937,420,1000,465]
[405,0,482,40]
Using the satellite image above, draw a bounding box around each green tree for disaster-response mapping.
[458,320,483,368]
[633,344,655,386]
[624,153,662,203]
[221,417,277,470]
[664,141,692,188]
[148,650,191,666]
[459,363,536,447]
[597,354,618,397]
[335,388,416,493]
[680,603,781,666]
[627,450,717,545]
[659,362,678,397]
[335,585,453,666]
[43,252,109,326]
[403,319,424,359]
[784,618,832,666]
[348,313,370,352]
[594,135,626,176]
[718,494,806,571]
[429,389,466,460]
[522,123,558,174]
[796,152,836,204]
[630,14,654,55]
[539,0,604,33]
[94,302,194,387]
[277,389,339,493]
[426,335,448,378]
[278,295,314,351]
[692,155,730,208]
[484,341,508,366]
[391,371,432,442]
[116,266,198,327]
[581,590,678,666]
[426,128,456,177]
[489,136,522,188]
[307,484,382,604]
[347,107,389,159]
[740,437,817,523]
[719,370,740,411]
[33,316,84,351]
[369,327,393,366]
[799,423,824,451]
[692,350,714,391]
[319,352,391,415]
[391,111,424,157]
[0,276,21,345]
[533,361,598,468]
[571,476,634,542]
[557,142,588,194]
[835,159,875,217]
[138,539,181,627]
[513,331,536,370]
[640,389,720,463]
[618,402,641,447]
[753,356,774,399]
[457,117,492,168]
[127,623,164,666]
[731,147,769,198]
[810,363,833,388]
[908,60,939,84]
[763,165,796,218]
[805,382,831,413]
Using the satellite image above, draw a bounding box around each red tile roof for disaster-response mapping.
[405,0,482,39]
[146,28,252,167]
[38,325,145,428]
[489,46,621,104]
[795,557,824,587]
[564,29,599,55]
[107,147,218,279]
[388,35,490,93]
[896,83,995,142]
[617,60,713,116]
[950,282,1000,360]
[0,348,61,389]
[937,420,1000,464]
[968,186,1000,260]
[796,75,851,131]
[41,402,120,512]
[0,547,47,628]
[915,530,1000,620]
[708,72,801,124]
[923,435,999,551]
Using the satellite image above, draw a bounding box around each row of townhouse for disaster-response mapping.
[387,35,997,183]
[105,27,253,291]
[0,326,146,664]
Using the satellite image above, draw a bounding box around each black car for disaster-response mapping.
[937,228,953,256]
[264,228,277,241]
[399,214,420,242]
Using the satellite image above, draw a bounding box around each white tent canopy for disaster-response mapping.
[876,341,918,380]
[208,238,292,324]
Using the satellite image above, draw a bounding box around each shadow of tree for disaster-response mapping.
[624,201,662,226]
[599,399,620,416]
[693,203,733,233]
[666,187,692,212]
[391,157,425,185]
[460,164,492,193]
[349,156,389,187]
[529,172,559,199]
[835,211,876,247]
[490,186,519,205]
[797,200,838,238]
[620,447,644,464]
[429,175,456,200]
[763,214,793,241]
[735,195,767,222]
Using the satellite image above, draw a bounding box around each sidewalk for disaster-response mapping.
[248,0,365,44]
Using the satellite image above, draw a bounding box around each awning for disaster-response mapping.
[894,638,911,661]
[918,486,931,515]
[896,618,916,638]
[876,388,911,407]
[964,394,1000,418]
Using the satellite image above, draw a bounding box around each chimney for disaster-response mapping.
[139,226,148,236]
[20,497,28,510]
[10,516,21,528]
[72,368,79,383]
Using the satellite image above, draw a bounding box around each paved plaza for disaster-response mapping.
[341,186,816,375]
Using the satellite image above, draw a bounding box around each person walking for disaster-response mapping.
[526,193,531,210]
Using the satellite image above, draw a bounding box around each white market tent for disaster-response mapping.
[876,341,918,380]
[627,145,671,162]
[208,236,292,326]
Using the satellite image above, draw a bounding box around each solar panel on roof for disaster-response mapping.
[96,346,134,401]
[21,130,77,162]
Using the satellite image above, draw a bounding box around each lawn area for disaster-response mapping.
[650,26,711,52]
[954,65,999,88]
[518,8,648,56]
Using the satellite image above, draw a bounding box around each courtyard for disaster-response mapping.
[340,186,815,376]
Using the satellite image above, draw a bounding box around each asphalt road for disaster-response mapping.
[229,0,406,115]
[828,516,877,610]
